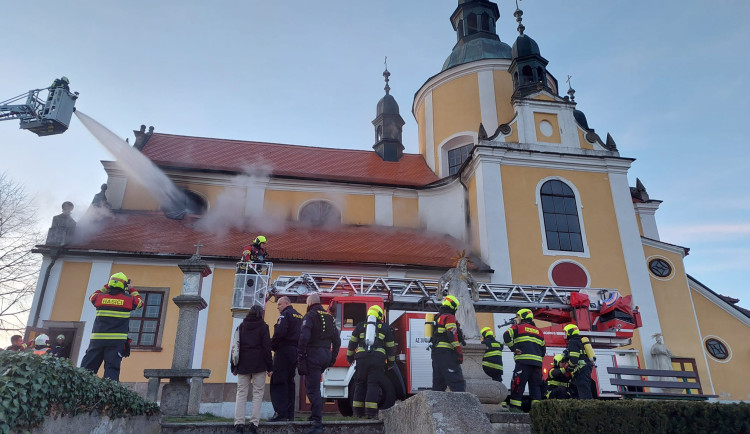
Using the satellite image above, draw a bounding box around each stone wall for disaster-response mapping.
[32,413,160,434]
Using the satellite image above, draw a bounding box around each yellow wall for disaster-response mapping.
[431,73,481,166]
[533,112,561,144]
[120,181,162,211]
[500,165,631,293]
[115,264,186,382]
[417,102,426,158]
[644,246,711,391]
[263,190,375,225]
[393,197,420,228]
[493,70,515,126]
[50,261,94,321]
[578,129,594,150]
[691,288,750,401]
[506,120,519,143]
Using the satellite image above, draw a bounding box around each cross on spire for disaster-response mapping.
[383,56,391,95]
[193,241,203,256]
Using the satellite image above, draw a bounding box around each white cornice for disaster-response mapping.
[473,144,633,174]
[688,277,750,327]
[413,59,512,116]
[633,202,661,215]
[641,237,687,257]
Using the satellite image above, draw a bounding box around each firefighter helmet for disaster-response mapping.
[56,334,65,341]
[442,295,460,310]
[61,76,70,84]
[35,334,49,346]
[564,324,580,337]
[109,272,128,290]
[254,235,267,244]
[516,308,533,321]
[367,305,384,321]
[480,326,494,339]
[553,353,564,366]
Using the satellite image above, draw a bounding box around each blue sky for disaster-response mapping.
[1,1,748,307]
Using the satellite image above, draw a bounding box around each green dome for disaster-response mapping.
[442,37,512,71]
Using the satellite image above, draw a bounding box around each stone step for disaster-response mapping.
[161,420,384,434]
[486,411,532,434]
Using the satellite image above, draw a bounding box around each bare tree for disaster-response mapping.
[0,173,42,333]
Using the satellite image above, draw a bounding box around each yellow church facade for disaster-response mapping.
[28,0,749,407]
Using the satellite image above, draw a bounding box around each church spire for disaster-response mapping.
[372,61,405,162]
[508,4,552,98]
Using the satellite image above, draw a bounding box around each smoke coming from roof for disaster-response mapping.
[75,111,187,211]
[195,164,285,236]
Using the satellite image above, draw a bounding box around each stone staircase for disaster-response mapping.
[161,419,384,434]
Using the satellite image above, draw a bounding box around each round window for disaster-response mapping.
[705,338,729,360]
[648,258,672,278]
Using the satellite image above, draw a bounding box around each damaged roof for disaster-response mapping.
[139,133,439,187]
[50,211,489,271]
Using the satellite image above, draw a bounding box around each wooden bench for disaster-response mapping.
[607,367,717,400]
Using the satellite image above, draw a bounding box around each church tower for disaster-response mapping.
[372,67,405,162]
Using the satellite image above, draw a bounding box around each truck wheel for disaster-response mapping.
[378,375,396,410]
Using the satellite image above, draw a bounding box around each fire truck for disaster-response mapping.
[232,266,644,415]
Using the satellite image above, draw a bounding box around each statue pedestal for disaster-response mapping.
[462,342,508,408]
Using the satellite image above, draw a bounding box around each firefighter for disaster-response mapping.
[480,326,503,382]
[80,272,143,382]
[6,335,32,351]
[298,294,341,434]
[545,354,573,399]
[32,334,51,355]
[242,236,268,263]
[269,296,303,422]
[50,334,69,358]
[503,308,545,412]
[347,305,396,418]
[562,324,594,399]
[431,295,466,392]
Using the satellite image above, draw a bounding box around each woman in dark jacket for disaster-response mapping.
[231,305,272,434]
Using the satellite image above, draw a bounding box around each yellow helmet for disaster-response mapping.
[564,324,579,337]
[109,272,128,290]
[517,308,533,321]
[367,305,384,321]
[61,76,69,83]
[254,235,267,244]
[480,327,494,339]
[553,353,564,365]
[442,295,460,310]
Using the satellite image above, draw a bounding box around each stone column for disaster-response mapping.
[462,342,508,410]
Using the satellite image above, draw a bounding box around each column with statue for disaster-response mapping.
[436,252,508,407]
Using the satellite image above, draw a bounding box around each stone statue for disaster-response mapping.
[45,201,77,246]
[438,252,481,341]
[650,333,676,393]
[91,184,112,209]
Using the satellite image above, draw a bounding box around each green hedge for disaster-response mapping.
[0,351,159,433]
[530,399,750,434]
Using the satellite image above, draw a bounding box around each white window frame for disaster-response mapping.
[535,176,590,258]
[438,132,476,177]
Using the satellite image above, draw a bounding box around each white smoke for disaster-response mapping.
[195,164,285,236]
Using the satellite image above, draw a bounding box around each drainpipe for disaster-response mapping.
[30,248,61,330]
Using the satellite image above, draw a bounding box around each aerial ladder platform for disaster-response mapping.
[1,81,78,136]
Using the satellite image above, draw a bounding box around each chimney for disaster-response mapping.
[133,124,155,150]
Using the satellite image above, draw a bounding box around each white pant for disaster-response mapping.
[235,372,265,426]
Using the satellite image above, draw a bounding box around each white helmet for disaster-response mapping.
[35,334,49,346]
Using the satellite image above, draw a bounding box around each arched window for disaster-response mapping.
[299,200,341,227]
[522,66,534,85]
[448,144,472,175]
[182,190,208,215]
[457,20,464,39]
[467,13,477,34]
[540,180,583,252]
[481,13,490,32]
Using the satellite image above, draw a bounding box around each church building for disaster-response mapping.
[28,0,750,408]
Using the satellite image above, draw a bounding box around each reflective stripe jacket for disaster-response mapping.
[432,312,463,357]
[565,335,590,368]
[346,320,396,363]
[242,244,268,262]
[272,306,302,351]
[503,321,546,366]
[89,286,143,344]
[546,366,571,387]
[481,336,503,373]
